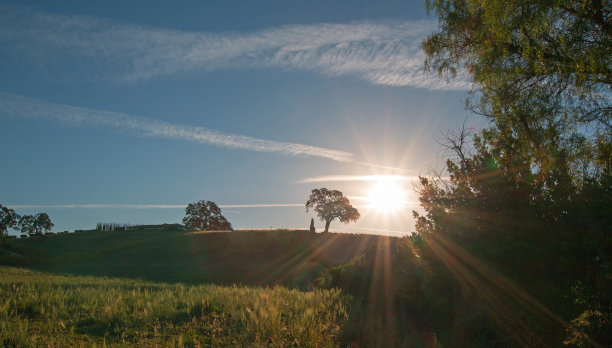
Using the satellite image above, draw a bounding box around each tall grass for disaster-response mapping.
[0,267,350,347]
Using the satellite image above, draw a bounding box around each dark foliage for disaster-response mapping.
[306,188,360,233]
[0,204,20,244]
[415,0,612,346]
[18,213,53,236]
[182,200,232,231]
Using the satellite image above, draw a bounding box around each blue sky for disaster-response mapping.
[0,0,471,235]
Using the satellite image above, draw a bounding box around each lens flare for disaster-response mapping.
[366,180,407,213]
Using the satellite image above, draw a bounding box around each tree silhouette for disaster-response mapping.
[183,200,232,231]
[0,204,20,243]
[306,188,359,233]
[18,213,54,236]
[34,213,54,234]
[18,215,36,236]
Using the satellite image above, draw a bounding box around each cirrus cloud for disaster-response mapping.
[0,4,469,90]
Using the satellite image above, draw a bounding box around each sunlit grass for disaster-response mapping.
[0,266,350,347]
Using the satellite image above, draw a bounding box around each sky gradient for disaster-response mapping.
[0,1,472,235]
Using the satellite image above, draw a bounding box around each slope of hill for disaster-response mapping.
[2,228,384,288]
[1,228,428,346]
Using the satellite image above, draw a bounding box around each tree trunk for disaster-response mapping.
[324,220,331,233]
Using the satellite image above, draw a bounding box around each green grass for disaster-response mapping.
[5,227,599,346]
[0,266,350,347]
[1,228,417,346]
[2,228,376,287]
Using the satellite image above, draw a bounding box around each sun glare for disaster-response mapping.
[366,180,407,213]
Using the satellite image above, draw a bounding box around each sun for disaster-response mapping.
[366,180,407,213]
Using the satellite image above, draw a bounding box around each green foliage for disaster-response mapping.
[0,266,349,347]
[306,188,360,233]
[182,201,232,231]
[413,125,612,345]
[422,0,611,181]
[418,0,611,345]
[424,0,611,88]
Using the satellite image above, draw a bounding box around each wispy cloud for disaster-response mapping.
[0,93,353,162]
[7,204,187,209]
[347,196,419,206]
[219,204,303,208]
[7,203,303,209]
[354,162,413,173]
[346,226,411,236]
[298,174,451,183]
[0,4,469,90]
[297,174,420,183]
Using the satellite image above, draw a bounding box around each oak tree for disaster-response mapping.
[18,213,54,236]
[0,204,20,243]
[183,200,232,231]
[306,188,360,233]
[34,213,54,234]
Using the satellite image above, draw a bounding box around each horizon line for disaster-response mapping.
[6,203,304,210]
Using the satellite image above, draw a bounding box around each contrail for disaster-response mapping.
[7,203,303,209]
[297,174,420,183]
[0,93,354,162]
[297,174,449,183]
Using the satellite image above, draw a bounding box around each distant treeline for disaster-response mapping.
[95,222,185,231]
[96,222,133,231]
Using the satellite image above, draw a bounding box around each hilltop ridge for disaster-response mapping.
[1,227,401,288]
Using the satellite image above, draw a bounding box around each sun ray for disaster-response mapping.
[366,180,408,213]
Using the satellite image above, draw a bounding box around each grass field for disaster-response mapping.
[0,228,407,346]
[1,228,378,287]
[0,266,349,347]
[5,228,520,346]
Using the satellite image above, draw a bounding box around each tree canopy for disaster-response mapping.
[182,200,232,231]
[305,188,360,233]
[34,213,54,234]
[415,0,611,345]
[18,213,54,236]
[422,0,611,181]
[18,215,36,236]
[0,204,20,243]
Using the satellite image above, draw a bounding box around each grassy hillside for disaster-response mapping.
[1,228,380,288]
[2,222,604,346]
[1,228,430,346]
[0,267,349,347]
